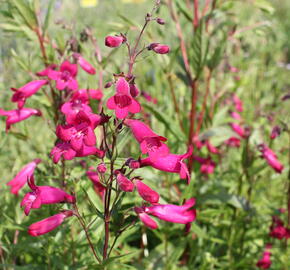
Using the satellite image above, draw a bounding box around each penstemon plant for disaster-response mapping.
[1,0,290,269]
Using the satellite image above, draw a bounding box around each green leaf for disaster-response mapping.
[11,0,37,28]
[43,0,55,34]
[192,20,204,78]
[175,0,192,22]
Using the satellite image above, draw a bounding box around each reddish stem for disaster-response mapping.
[193,0,199,30]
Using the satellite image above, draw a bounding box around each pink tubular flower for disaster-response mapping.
[193,156,216,174]
[11,80,48,108]
[230,123,245,138]
[36,64,58,77]
[124,119,169,161]
[106,77,141,119]
[0,108,41,132]
[144,198,196,224]
[21,176,75,215]
[134,207,158,229]
[206,141,219,154]
[229,111,241,120]
[232,94,243,112]
[116,172,134,192]
[256,251,271,269]
[258,144,284,173]
[50,142,76,164]
[140,147,192,183]
[135,180,159,204]
[48,60,78,91]
[148,43,170,54]
[75,144,105,159]
[6,159,41,195]
[56,111,100,151]
[28,210,73,237]
[129,83,140,98]
[87,167,106,199]
[61,99,92,124]
[73,53,96,75]
[225,137,241,148]
[105,35,126,48]
[71,89,103,103]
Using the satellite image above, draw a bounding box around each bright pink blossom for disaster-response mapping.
[71,89,103,103]
[135,180,159,203]
[230,123,245,138]
[75,144,105,159]
[11,80,48,108]
[129,83,140,98]
[229,111,241,120]
[48,60,78,91]
[149,43,170,54]
[256,251,271,269]
[6,159,41,195]
[107,77,141,119]
[269,216,287,239]
[144,198,196,224]
[61,100,92,124]
[50,142,76,164]
[105,35,126,48]
[21,176,75,215]
[193,156,216,174]
[28,210,73,237]
[116,172,134,192]
[134,207,158,229]
[258,144,284,173]
[206,141,219,154]
[140,147,192,183]
[232,94,243,112]
[36,64,57,77]
[124,119,169,161]
[73,53,96,74]
[0,108,41,131]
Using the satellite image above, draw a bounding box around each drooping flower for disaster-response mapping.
[124,119,169,161]
[229,111,241,120]
[143,198,196,224]
[50,142,76,164]
[140,147,192,183]
[135,180,159,203]
[232,94,243,112]
[230,123,245,138]
[87,167,106,199]
[28,210,74,237]
[205,141,219,154]
[115,172,134,192]
[11,80,48,108]
[21,176,75,215]
[258,144,284,173]
[48,60,78,91]
[105,35,126,48]
[73,53,96,75]
[106,77,141,119]
[256,251,271,269]
[75,144,105,159]
[56,111,100,151]
[0,108,42,132]
[134,207,158,229]
[148,43,170,54]
[6,159,41,195]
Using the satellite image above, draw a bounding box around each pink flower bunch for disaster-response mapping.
[269,216,289,239]
[256,245,272,269]
[258,144,284,173]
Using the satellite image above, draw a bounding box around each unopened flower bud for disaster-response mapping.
[148,43,170,54]
[97,163,107,174]
[104,81,113,88]
[105,35,126,48]
[129,159,140,169]
[156,18,165,25]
